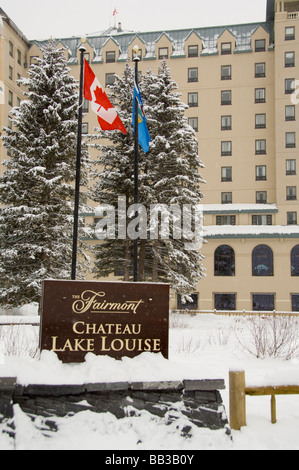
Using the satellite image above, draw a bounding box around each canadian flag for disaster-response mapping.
[83,59,127,135]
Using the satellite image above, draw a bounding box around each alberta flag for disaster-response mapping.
[133,82,151,153]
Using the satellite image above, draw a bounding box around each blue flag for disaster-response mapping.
[133,82,151,153]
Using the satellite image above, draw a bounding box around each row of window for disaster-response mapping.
[220,164,297,185]
[8,40,24,66]
[102,38,270,65]
[216,212,298,226]
[178,293,299,312]
[214,244,299,277]
[188,114,297,143]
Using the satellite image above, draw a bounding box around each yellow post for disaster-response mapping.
[271,394,277,424]
[229,370,246,430]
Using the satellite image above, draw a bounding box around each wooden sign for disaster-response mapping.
[39,280,169,363]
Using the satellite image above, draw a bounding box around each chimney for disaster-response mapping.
[117,22,122,32]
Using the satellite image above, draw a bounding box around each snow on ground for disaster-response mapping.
[0,306,299,450]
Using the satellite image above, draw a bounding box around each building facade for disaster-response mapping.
[0,8,30,165]
[1,1,299,312]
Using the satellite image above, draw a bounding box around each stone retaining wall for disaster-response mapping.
[0,377,230,441]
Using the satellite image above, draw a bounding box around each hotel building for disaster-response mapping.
[1,0,299,312]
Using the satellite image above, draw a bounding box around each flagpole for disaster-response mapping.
[71,43,86,281]
[133,46,140,283]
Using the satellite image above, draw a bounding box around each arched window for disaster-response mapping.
[252,245,274,276]
[215,245,235,276]
[291,245,299,276]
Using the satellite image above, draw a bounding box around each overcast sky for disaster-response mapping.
[1,0,268,40]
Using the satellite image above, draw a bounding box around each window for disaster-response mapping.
[159,47,169,59]
[188,45,198,57]
[288,212,297,225]
[256,139,266,154]
[256,191,267,204]
[221,65,231,80]
[255,62,266,77]
[221,90,231,105]
[188,68,198,82]
[292,295,299,312]
[221,192,232,204]
[188,92,198,107]
[252,214,272,225]
[17,49,21,65]
[9,41,13,57]
[105,73,115,86]
[221,115,232,130]
[255,39,266,52]
[255,88,266,103]
[9,66,13,80]
[216,215,236,225]
[221,42,232,55]
[82,123,89,134]
[256,165,266,180]
[252,245,274,276]
[285,78,295,94]
[215,245,235,276]
[291,245,299,276]
[286,159,296,175]
[8,90,13,107]
[285,51,295,67]
[255,114,266,128]
[82,99,89,113]
[177,293,199,310]
[285,26,295,40]
[188,117,198,132]
[214,294,236,311]
[286,105,295,121]
[286,132,296,148]
[106,51,116,63]
[221,166,232,182]
[221,141,232,156]
[287,186,297,200]
[252,294,275,311]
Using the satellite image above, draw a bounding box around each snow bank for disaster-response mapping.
[0,350,222,387]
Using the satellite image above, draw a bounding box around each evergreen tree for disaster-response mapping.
[141,61,205,296]
[0,40,88,306]
[92,61,205,298]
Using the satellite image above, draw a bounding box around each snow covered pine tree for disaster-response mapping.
[0,40,89,307]
[141,60,205,298]
[92,60,205,300]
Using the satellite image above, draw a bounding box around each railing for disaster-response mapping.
[288,12,299,19]
[229,370,299,430]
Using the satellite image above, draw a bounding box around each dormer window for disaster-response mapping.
[159,47,169,59]
[188,45,198,57]
[221,42,232,55]
[255,39,266,52]
[106,51,116,63]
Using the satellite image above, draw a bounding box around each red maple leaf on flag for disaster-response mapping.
[94,86,112,111]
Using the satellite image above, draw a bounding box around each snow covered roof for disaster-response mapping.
[30,21,274,64]
[204,225,299,240]
[203,204,278,214]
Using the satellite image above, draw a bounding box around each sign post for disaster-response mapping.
[40,280,169,363]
